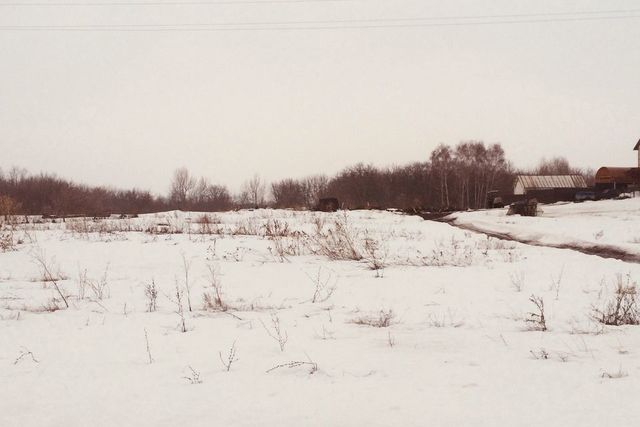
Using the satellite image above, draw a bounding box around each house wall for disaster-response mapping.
[514,179,525,195]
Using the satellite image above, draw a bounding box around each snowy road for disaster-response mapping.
[446,198,640,263]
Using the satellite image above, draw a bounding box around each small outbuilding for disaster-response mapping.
[594,139,640,190]
[513,175,587,195]
[595,167,639,190]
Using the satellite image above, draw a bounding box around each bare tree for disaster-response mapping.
[430,145,453,208]
[302,175,329,209]
[242,174,266,208]
[8,166,27,186]
[191,177,233,211]
[192,177,210,207]
[535,157,572,175]
[271,178,305,208]
[170,167,196,209]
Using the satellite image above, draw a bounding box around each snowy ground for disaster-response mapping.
[1,209,639,426]
[448,197,640,258]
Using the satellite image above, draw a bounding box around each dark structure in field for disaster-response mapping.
[595,167,640,190]
[594,140,640,191]
[513,175,587,195]
[316,198,340,212]
[488,175,587,207]
[507,198,539,217]
[513,174,588,204]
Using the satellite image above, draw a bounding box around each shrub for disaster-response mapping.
[525,295,547,331]
[592,275,639,326]
[32,249,69,309]
[0,231,15,252]
[305,213,363,261]
[264,219,291,238]
[183,366,202,384]
[362,234,387,276]
[351,309,395,328]
[87,264,110,300]
[264,222,306,262]
[202,265,227,312]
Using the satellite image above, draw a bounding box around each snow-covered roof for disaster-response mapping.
[514,175,587,190]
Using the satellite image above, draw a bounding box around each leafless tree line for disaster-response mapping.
[0,142,594,216]
[0,166,163,217]
[169,167,233,212]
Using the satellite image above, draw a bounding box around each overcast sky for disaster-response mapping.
[1,0,639,194]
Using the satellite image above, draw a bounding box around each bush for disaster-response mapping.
[264,219,306,262]
[525,295,547,331]
[593,275,639,326]
[305,213,363,261]
[0,231,15,252]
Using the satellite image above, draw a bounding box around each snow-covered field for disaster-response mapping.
[1,208,639,426]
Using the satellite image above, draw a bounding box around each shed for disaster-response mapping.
[595,167,640,189]
[513,175,587,195]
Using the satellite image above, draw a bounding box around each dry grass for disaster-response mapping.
[202,265,228,312]
[305,213,363,261]
[351,309,395,328]
[592,275,639,326]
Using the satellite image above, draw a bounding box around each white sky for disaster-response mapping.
[1,0,639,194]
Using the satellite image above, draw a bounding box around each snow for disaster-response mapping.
[1,208,640,426]
[448,198,640,257]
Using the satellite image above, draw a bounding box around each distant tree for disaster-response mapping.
[580,167,596,186]
[204,184,233,211]
[426,141,512,210]
[529,156,593,186]
[8,166,27,186]
[192,177,209,206]
[535,157,572,175]
[241,174,266,208]
[0,166,168,215]
[271,178,305,208]
[301,175,329,209]
[430,144,453,207]
[327,163,383,209]
[385,162,431,209]
[170,167,196,209]
[191,177,232,211]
